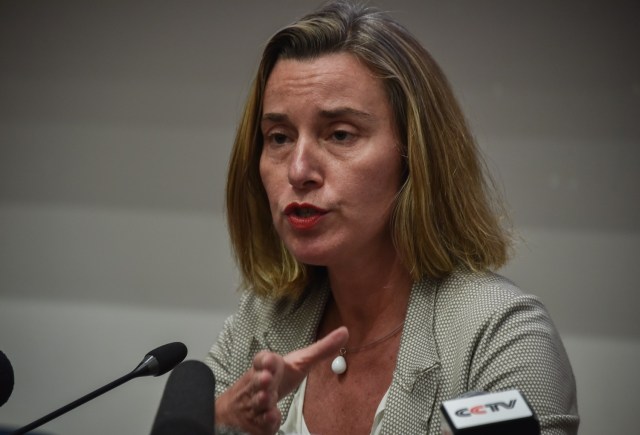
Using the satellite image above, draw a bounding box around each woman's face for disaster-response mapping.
[259,52,404,269]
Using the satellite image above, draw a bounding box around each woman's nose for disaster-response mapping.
[287,137,323,190]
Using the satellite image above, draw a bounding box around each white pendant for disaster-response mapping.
[331,355,347,375]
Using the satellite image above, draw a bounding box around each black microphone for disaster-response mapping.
[440,389,540,434]
[150,360,215,435]
[12,342,187,435]
[0,350,14,407]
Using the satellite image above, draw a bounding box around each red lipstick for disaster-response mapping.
[284,202,328,230]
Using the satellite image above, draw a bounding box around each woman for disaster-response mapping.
[206,1,579,434]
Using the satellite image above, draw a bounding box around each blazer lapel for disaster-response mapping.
[382,277,442,434]
[248,277,442,432]
[259,282,331,417]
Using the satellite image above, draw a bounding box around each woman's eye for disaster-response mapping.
[332,130,352,142]
[268,133,288,145]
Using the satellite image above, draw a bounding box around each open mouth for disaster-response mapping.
[284,203,328,229]
[284,203,327,217]
[293,207,320,217]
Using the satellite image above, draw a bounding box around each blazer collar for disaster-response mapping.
[257,277,442,430]
[259,282,331,417]
[261,280,330,355]
[259,276,442,384]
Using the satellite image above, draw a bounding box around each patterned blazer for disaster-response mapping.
[206,268,579,434]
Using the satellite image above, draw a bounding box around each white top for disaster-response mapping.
[278,377,389,435]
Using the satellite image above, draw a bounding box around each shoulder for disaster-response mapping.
[210,283,330,364]
[232,290,296,332]
[205,291,286,384]
[215,289,315,355]
[232,282,329,332]
[423,269,579,431]
[428,268,558,357]
[431,267,546,327]
[436,267,528,304]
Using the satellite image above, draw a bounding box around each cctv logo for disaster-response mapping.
[454,400,517,417]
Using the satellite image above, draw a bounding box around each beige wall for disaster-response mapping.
[1,1,638,433]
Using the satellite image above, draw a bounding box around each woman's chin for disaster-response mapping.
[283,237,347,268]
[287,246,335,268]
[291,253,329,267]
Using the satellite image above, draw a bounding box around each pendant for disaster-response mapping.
[331,349,347,375]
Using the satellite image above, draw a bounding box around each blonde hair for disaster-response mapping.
[226,0,511,299]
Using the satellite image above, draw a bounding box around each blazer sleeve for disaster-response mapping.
[205,312,240,398]
[204,291,261,398]
[467,294,579,435]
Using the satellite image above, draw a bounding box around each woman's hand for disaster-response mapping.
[215,326,348,435]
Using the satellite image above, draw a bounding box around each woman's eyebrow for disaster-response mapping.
[318,107,374,121]
[261,112,289,123]
[262,107,375,124]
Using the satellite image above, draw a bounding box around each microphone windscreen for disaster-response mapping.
[0,350,14,407]
[150,360,215,435]
[147,342,188,376]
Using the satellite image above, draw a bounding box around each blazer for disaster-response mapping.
[206,268,579,434]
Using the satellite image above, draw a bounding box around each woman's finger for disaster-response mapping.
[285,326,349,369]
[276,326,349,397]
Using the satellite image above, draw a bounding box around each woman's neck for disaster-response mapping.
[323,254,413,345]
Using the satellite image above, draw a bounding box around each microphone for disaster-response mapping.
[12,342,187,435]
[0,350,14,407]
[150,360,215,435]
[440,389,540,434]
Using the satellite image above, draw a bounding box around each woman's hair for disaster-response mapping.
[226,0,512,299]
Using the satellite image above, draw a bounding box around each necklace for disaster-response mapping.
[330,321,404,375]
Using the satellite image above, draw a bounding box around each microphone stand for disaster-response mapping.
[12,356,157,434]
